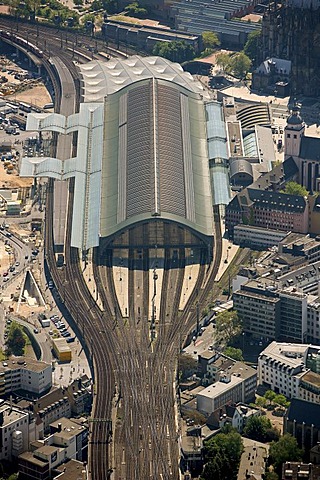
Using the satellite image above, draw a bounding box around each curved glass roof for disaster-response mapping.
[80,56,210,102]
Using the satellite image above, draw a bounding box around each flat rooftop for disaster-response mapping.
[0,404,28,426]
[0,357,50,374]
[197,375,243,399]
[55,459,86,479]
[259,341,311,367]
[301,370,320,387]
[19,451,48,467]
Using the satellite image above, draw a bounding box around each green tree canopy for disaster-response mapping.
[202,31,220,50]
[265,472,279,480]
[243,30,261,64]
[153,41,195,63]
[216,52,231,72]
[281,181,309,197]
[243,415,279,442]
[255,396,268,409]
[269,434,303,473]
[229,52,251,79]
[264,390,276,405]
[178,354,198,380]
[215,310,241,346]
[5,322,26,357]
[202,429,243,480]
[124,1,148,18]
[274,394,289,408]
[152,41,195,63]
[223,346,244,361]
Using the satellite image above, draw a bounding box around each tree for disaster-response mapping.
[269,434,303,472]
[178,354,198,380]
[152,41,195,63]
[216,52,231,72]
[243,415,272,442]
[264,390,276,405]
[274,394,288,409]
[282,181,309,197]
[102,0,118,13]
[224,346,244,361]
[202,31,220,50]
[125,1,148,18]
[215,310,241,346]
[5,322,26,356]
[243,30,261,65]
[255,396,268,409]
[153,41,195,63]
[265,472,279,480]
[202,429,243,480]
[229,52,251,79]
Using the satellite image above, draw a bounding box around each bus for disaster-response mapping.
[19,102,31,113]
[43,102,54,110]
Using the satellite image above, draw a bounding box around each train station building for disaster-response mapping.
[20,56,228,257]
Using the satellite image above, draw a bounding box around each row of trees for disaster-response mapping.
[152,41,196,63]
[256,389,290,410]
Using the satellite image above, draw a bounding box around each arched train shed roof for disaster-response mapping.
[89,57,214,243]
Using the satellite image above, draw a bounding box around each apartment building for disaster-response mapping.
[18,376,92,437]
[0,357,52,398]
[226,188,309,238]
[0,401,33,461]
[18,417,88,480]
[233,280,281,340]
[197,363,257,415]
[258,342,309,397]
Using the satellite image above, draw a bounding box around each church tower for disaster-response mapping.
[284,105,305,159]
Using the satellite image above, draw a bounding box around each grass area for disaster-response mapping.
[110,15,140,24]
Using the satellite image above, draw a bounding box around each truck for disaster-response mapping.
[40,318,50,328]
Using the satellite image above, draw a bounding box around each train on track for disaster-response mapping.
[0,30,44,58]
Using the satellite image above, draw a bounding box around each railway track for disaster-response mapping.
[0,16,128,61]
[2,19,224,478]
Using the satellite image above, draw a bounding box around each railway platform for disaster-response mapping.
[148,259,164,322]
[179,263,200,310]
[215,220,239,282]
[81,252,103,310]
[113,264,129,318]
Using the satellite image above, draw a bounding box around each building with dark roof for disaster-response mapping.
[252,57,291,95]
[284,398,320,450]
[226,183,308,238]
[171,0,261,49]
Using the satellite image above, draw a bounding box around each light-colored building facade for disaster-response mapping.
[0,357,52,397]
[233,281,281,340]
[0,401,33,461]
[197,363,257,415]
[234,225,289,249]
[258,342,307,397]
[18,417,88,480]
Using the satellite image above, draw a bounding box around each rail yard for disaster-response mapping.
[0,17,223,480]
